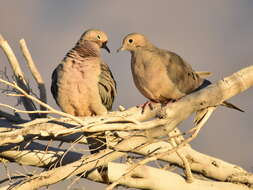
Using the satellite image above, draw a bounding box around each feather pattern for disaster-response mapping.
[98,63,117,110]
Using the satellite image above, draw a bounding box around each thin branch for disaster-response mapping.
[0,35,25,83]
[0,141,83,167]
[1,129,252,188]
[0,109,24,122]
[170,132,194,183]
[0,63,252,189]
[19,39,47,117]
[0,34,39,119]
[105,107,215,190]
[0,78,85,125]
[2,66,251,138]
[176,150,194,183]
[0,103,51,114]
[8,149,125,190]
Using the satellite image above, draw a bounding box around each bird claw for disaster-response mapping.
[162,99,176,106]
[137,101,155,114]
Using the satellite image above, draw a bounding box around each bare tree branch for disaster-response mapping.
[0,35,39,119]
[0,36,252,190]
[0,141,83,167]
[0,109,23,123]
[19,39,47,117]
[105,162,249,190]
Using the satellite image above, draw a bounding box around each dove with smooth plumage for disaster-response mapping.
[51,29,116,153]
[118,33,243,116]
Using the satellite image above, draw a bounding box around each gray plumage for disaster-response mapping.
[118,33,243,114]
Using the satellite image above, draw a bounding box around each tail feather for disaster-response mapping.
[196,71,212,78]
[195,101,244,125]
[222,101,244,112]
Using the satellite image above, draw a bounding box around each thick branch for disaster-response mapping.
[105,163,249,190]
[0,54,252,190]
[8,150,124,190]
[132,140,253,184]
[1,65,252,146]
[1,126,250,185]
[161,65,253,133]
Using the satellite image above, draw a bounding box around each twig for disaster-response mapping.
[0,103,51,114]
[0,109,24,122]
[0,34,39,119]
[19,39,47,117]
[105,107,215,190]
[3,161,12,183]
[8,149,124,190]
[0,78,85,125]
[0,64,252,189]
[176,150,194,183]
[0,35,25,83]
[169,131,194,183]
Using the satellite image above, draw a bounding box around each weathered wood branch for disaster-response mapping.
[0,35,38,119]
[0,66,252,144]
[19,39,47,117]
[0,35,252,190]
[1,162,248,190]
[0,65,252,189]
[159,65,253,133]
[2,133,251,186]
[0,141,83,167]
[104,162,249,190]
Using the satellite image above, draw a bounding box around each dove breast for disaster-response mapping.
[131,49,187,102]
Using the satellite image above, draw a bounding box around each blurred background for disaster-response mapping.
[0,0,252,189]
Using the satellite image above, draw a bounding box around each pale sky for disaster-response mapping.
[0,1,253,189]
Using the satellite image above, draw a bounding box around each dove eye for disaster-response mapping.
[128,39,133,43]
[97,35,101,39]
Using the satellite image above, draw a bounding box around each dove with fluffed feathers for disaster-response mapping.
[51,29,116,154]
[118,33,243,120]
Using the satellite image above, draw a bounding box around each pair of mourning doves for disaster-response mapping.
[118,33,243,121]
[51,29,116,154]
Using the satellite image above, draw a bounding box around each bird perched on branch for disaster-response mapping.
[117,33,243,122]
[51,29,116,154]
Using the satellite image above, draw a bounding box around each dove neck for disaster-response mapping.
[130,43,156,55]
[72,40,100,58]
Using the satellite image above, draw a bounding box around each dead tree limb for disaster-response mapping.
[0,35,38,119]
[0,36,252,190]
[19,39,47,117]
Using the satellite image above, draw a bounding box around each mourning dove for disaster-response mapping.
[51,29,117,154]
[117,33,243,115]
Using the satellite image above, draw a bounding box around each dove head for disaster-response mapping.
[117,33,152,52]
[79,29,110,53]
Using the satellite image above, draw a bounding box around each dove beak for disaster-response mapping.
[117,46,125,53]
[102,41,110,53]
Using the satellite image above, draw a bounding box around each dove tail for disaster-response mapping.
[192,79,212,93]
[222,101,244,112]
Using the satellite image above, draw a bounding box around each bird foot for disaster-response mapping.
[162,99,176,106]
[137,100,155,114]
